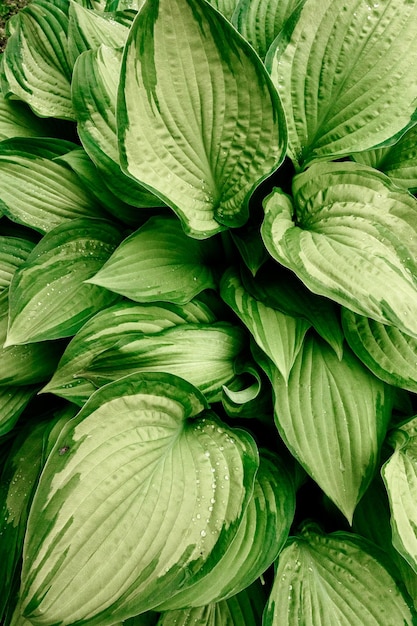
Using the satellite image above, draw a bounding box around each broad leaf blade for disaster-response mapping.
[0,138,105,234]
[89,216,220,304]
[21,372,259,625]
[0,386,38,438]
[262,162,417,339]
[1,0,73,119]
[342,308,417,393]
[72,45,164,209]
[220,266,309,382]
[118,0,286,237]
[0,89,52,141]
[267,0,417,167]
[232,0,302,60]
[6,218,122,345]
[265,333,393,522]
[382,416,417,574]
[0,236,35,293]
[264,527,416,625]
[42,299,218,405]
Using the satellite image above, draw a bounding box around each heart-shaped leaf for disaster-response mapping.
[264,525,416,625]
[262,332,393,522]
[21,372,259,625]
[262,162,417,339]
[118,0,286,237]
[266,0,417,168]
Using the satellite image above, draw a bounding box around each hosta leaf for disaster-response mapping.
[266,0,417,168]
[222,361,272,421]
[262,162,417,339]
[89,216,220,304]
[156,449,295,609]
[6,218,122,345]
[0,236,35,293]
[72,45,165,209]
[21,372,259,625]
[156,580,265,625]
[342,308,417,393]
[263,333,393,522]
[42,299,218,405]
[0,138,104,234]
[1,0,73,119]
[67,1,129,66]
[206,0,238,21]
[0,90,52,141]
[81,323,246,402]
[355,124,417,192]
[220,266,309,382]
[264,526,416,625]
[105,0,145,9]
[0,294,62,385]
[118,0,286,237]
[241,263,344,359]
[382,416,417,575]
[232,0,302,60]
[0,386,38,438]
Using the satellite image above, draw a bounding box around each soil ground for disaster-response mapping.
[0,0,30,53]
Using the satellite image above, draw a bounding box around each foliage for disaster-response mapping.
[1,0,417,624]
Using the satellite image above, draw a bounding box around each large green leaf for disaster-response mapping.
[206,0,238,21]
[118,0,286,237]
[264,526,416,625]
[382,416,417,575]
[0,386,38,438]
[72,45,165,209]
[20,372,259,625]
[342,308,417,393]
[89,216,221,304]
[266,0,417,168]
[1,0,73,119]
[6,218,122,345]
[42,298,218,405]
[232,0,302,60]
[262,162,417,340]
[220,266,309,382]
[0,138,105,234]
[0,89,52,141]
[262,333,393,522]
[156,449,295,609]
[80,323,246,402]
[156,580,265,625]
[0,236,35,293]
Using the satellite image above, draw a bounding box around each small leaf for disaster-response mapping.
[72,44,165,209]
[1,0,73,119]
[0,138,105,234]
[89,216,220,304]
[118,0,286,237]
[266,0,417,167]
[342,308,417,393]
[220,266,309,382]
[262,162,417,339]
[21,372,259,624]
[6,218,123,345]
[232,0,302,60]
[264,333,393,522]
[382,416,417,575]
[264,526,416,625]
[42,298,218,405]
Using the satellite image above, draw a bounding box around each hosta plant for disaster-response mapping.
[2,0,417,624]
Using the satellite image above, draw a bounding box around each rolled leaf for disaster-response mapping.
[42,298,218,405]
[382,416,417,575]
[262,162,417,340]
[0,138,105,234]
[266,0,417,168]
[1,0,73,119]
[264,332,393,522]
[89,215,220,304]
[118,0,286,237]
[342,308,417,393]
[220,266,309,382]
[72,45,165,208]
[264,525,416,625]
[21,372,259,625]
[6,218,123,345]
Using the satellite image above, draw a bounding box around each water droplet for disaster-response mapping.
[200,530,206,537]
